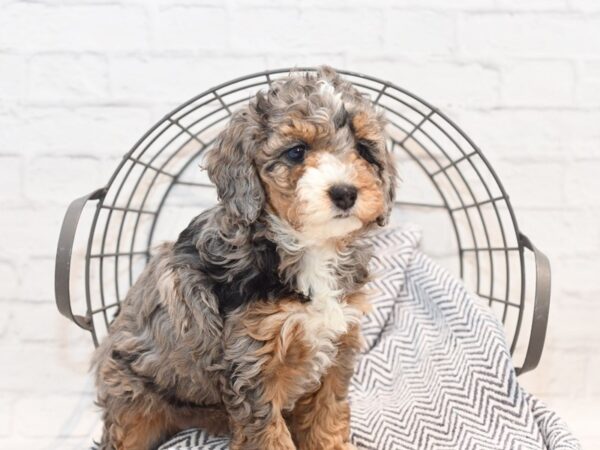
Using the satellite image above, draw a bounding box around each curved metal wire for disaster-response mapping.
[81,67,526,352]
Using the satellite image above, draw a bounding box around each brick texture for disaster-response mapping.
[0,0,599,448]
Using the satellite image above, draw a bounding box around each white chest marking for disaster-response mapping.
[296,246,361,350]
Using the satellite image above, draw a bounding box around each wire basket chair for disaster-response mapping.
[54,67,550,375]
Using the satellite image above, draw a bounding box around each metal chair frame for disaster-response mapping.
[54,68,551,375]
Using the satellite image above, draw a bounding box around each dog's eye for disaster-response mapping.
[357,141,382,170]
[284,144,307,163]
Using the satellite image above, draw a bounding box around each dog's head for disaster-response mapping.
[205,66,396,242]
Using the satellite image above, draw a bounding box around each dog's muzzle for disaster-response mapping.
[328,184,357,211]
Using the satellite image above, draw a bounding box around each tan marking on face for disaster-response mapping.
[278,117,330,145]
[262,146,387,239]
[351,111,384,142]
[315,151,385,227]
[256,107,389,238]
[350,153,386,224]
[259,151,321,229]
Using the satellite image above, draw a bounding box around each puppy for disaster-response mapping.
[93,66,396,450]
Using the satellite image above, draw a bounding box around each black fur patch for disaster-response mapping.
[111,349,139,364]
[210,237,296,314]
[173,212,307,315]
[175,217,206,256]
[333,103,348,129]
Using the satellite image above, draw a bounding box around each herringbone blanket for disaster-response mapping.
[160,226,579,450]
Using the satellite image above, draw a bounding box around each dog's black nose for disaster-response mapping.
[328,184,357,210]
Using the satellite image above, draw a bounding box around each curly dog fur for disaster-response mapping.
[93,66,397,450]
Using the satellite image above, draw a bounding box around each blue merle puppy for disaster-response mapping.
[93,66,397,450]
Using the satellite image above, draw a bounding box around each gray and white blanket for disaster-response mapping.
[160,227,580,450]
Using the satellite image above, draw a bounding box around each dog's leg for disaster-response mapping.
[222,299,326,450]
[98,404,174,450]
[95,348,177,450]
[290,324,362,450]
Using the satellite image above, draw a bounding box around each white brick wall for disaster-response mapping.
[1,0,599,448]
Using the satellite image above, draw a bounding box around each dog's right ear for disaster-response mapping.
[203,110,265,225]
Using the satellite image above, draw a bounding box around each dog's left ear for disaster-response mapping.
[378,144,398,227]
[204,110,265,225]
